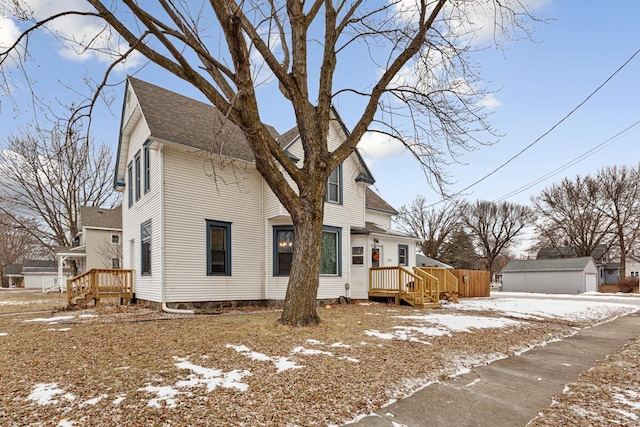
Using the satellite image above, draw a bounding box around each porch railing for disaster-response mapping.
[369,266,440,307]
[67,269,134,305]
[414,267,458,294]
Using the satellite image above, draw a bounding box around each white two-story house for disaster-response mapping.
[113,78,415,309]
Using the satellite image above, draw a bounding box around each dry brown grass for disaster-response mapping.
[0,291,633,426]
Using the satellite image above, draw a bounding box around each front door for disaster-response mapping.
[371,247,382,268]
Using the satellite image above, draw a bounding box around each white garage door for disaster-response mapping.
[585,273,597,293]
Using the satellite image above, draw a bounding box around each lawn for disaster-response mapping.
[0,290,636,426]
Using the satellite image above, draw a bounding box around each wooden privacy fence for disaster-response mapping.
[67,268,134,306]
[450,269,490,297]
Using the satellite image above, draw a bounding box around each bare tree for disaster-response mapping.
[2,1,538,325]
[596,164,640,278]
[0,212,42,287]
[532,175,613,258]
[396,196,461,259]
[0,123,118,254]
[462,200,534,277]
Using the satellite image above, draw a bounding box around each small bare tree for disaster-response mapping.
[462,200,534,277]
[0,123,118,254]
[1,1,539,325]
[0,212,42,286]
[532,175,613,258]
[396,196,461,259]
[596,164,640,278]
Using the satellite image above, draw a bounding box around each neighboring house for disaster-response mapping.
[416,254,453,269]
[537,245,616,285]
[626,255,640,278]
[113,77,416,309]
[55,206,123,288]
[21,260,58,290]
[502,257,598,294]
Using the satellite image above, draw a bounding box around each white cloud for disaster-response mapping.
[390,0,550,44]
[478,94,502,109]
[357,131,405,160]
[0,15,20,50]
[15,0,142,69]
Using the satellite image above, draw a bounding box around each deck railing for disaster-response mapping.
[67,269,134,305]
[415,267,459,294]
[369,266,439,307]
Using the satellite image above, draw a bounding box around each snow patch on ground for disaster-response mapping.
[28,383,76,405]
[466,297,638,322]
[23,315,75,323]
[226,344,303,372]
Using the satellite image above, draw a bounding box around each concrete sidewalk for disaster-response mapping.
[345,312,640,427]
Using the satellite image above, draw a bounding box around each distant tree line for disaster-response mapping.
[397,163,640,279]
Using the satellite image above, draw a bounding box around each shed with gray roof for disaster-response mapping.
[502,257,598,294]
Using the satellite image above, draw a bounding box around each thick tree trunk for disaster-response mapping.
[278,192,326,327]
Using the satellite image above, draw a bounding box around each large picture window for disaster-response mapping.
[206,220,232,276]
[273,226,341,276]
[141,220,152,276]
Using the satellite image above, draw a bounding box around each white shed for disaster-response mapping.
[502,257,598,294]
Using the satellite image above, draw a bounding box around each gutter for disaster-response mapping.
[158,141,194,315]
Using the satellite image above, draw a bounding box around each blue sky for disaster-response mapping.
[1,1,639,214]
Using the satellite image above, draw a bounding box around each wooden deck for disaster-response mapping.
[369,266,441,308]
[67,269,134,307]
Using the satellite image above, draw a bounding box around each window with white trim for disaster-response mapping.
[398,244,408,266]
[352,246,364,265]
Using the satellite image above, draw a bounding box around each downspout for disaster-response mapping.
[159,142,194,314]
[263,178,269,301]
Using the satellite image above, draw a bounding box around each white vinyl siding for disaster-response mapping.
[162,146,265,302]
[121,115,161,302]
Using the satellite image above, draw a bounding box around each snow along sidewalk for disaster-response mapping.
[345,311,640,427]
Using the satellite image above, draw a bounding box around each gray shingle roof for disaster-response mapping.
[5,264,22,275]
[503,257,594,272]
[21,259,57,273]
[128,77,278,161]
[80,206,122,229]
[365,187,398,215]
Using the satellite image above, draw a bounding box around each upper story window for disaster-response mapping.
[134,151,141,201]
[143,141,151,194]
[326,164,342,204]
[111,234,120,244]
[127,162,133,208]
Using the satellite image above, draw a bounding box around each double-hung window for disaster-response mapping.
[398,245,408,266]
[206,220,232,275]
[141,220,152,275]
[127,162,133,208]
[134,151,141,201]
[326,165,342,204]
[143,141,151,194]
[274,226,341,276]
[274,227,294,276]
